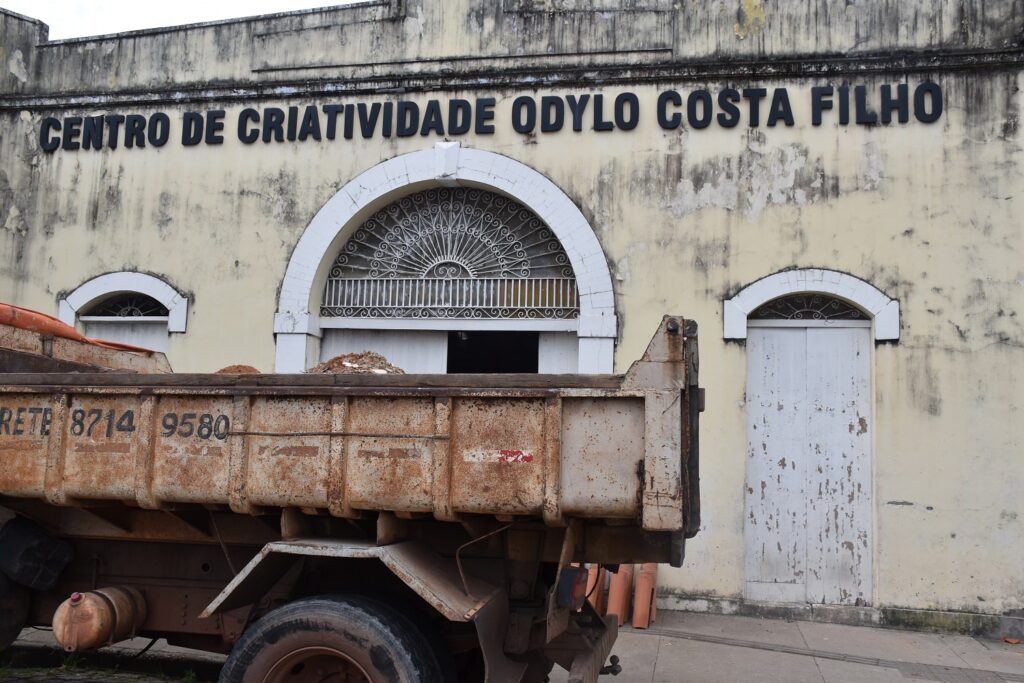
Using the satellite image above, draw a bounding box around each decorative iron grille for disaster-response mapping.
[750,293,866,321]
[322,188,579,320]
[83,293,169,317]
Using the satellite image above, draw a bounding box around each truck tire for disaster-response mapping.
[0,516,73,591]
[0,573,29,652]
[219,594,451,683]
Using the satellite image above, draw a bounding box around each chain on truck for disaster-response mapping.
[0,305,702,683]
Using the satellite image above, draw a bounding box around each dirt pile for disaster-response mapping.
[307,351,404,375]
[215,364,261,374]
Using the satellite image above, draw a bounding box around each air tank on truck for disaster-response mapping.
[0,304,702,683]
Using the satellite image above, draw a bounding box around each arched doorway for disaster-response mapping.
[724,270,900,606]
[274,143,617,373]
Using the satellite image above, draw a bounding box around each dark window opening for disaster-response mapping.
[446,331,538,373]
[83,293,169,317]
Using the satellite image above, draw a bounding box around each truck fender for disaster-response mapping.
[201,538,529,683]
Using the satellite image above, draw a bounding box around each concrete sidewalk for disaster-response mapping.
[551,612,1024,683]
[4,611,1024,682]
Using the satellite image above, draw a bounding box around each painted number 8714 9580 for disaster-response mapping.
[161,413,230,441]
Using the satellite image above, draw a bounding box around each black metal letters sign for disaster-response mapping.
[38,83,943,153]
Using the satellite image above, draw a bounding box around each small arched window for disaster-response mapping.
[82,293,170,318]
[722,268,900,341]
[58,272,188,353]
[78,293,171,351]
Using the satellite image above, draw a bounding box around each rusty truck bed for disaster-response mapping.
[0,317,700,546]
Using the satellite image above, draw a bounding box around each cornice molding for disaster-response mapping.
[2,48,1021,111]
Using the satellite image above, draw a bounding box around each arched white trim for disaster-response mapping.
[275,142,617,372]
[723,268,899,341]
[58,272,188,332]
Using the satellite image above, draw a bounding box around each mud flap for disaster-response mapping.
[472,591,529,683]
[544,603,618,683]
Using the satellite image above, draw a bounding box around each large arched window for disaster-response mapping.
[321,188,579,322]
[318,188,581,373]
[274,143,617,374]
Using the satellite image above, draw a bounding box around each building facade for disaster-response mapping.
[1,0,1022,625]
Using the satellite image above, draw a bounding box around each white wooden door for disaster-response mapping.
[538,332,579,373]
[82,320,170,353]
[744,322,872,605]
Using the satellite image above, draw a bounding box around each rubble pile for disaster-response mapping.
[307,351,404,375]
[215,364,261,374]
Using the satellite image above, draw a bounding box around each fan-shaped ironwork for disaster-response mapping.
[83,293,169,317]
[321,188,579,320]
[750,293,866,321]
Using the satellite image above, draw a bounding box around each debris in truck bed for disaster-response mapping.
[215,364,261,374]
[307,352,404,375]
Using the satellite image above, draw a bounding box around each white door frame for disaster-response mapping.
[723,269,899,342]
[274,142,617,373]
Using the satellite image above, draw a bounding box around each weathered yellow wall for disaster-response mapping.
[1,0,1021,616]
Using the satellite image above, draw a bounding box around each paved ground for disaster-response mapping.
[0,630,224,682]
[3,612,1023,682]
[553,612,1024,683]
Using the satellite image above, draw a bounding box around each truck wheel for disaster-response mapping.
[219,595,450,683]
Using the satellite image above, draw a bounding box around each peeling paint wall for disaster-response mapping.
[0,0,1021,617]
[3,1,1023,95]
[0,10,45,94]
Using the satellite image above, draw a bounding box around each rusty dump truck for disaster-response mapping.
[0,310,701,683]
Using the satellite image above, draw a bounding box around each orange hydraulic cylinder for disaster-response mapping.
[605,563,635,627]
[631,563,658,629]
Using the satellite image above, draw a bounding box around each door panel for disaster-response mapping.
[83,321,169,352]
[805,327,872,604]
[320,329,448,373]
[744,325,872,605]
[744,327,808,603]
[538,332,579,373]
